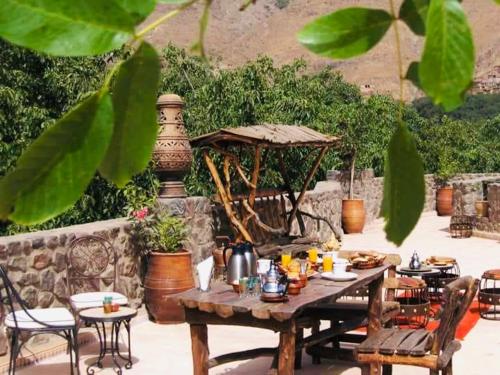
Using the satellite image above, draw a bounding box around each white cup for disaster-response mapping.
[257,259,271,274]
[333,259,348,274]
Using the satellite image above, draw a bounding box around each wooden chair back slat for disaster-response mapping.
[431,276,479,354]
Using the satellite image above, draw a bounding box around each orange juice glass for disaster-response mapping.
[323,253,333,272]
[281,252,292,268]
[308,247,318,263]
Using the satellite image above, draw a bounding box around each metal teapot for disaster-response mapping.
[262,260,289,295]
[409,251,421,270]
[224,242,257,285]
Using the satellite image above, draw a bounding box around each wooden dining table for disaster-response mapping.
[174,263,390,375]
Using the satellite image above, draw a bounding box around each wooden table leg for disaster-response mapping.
[190,324,209,375]
[366,274,384,374]
[278,320,296,375]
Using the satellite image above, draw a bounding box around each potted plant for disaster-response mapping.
[341,148,366,233]
[336,103,368,234]
[434,151,458,216]
[129,205,194,324]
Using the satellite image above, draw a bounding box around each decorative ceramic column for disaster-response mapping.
[153,94,193,198]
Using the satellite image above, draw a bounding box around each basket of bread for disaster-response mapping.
[348,251,386,269]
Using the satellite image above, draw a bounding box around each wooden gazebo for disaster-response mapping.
[191,124,341,255]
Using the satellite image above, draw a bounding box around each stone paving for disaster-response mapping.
[18,213,500,375]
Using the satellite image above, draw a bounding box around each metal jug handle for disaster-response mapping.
[223,245,232,268]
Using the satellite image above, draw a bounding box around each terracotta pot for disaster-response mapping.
[342,199,365,234]
[475,200,489,218]
[436,187,454,216]
[144,250,194,324]
[153,94,193,198]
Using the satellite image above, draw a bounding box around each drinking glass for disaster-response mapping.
[323,253,333,273]
[248,276,261,296]
[239,277,248,298]
[308,247,318,263]
[281,252,292,268]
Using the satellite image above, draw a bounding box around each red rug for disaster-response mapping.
[355,299,484,340]
[426,299,483,340]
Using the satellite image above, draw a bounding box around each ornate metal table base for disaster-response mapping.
[79,307,137,375]
[87,319,133,375]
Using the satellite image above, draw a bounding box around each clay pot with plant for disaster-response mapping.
[129,206,194,324]
[435,152,458,216]
[340,147,366,233]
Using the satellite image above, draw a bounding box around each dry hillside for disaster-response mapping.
[145,0,500,100]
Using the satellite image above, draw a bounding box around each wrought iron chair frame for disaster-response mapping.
[0,266,79,375]
[66,235,118,297]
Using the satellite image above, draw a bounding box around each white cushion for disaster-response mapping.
[5,308,75,329]
[70,292,128,310]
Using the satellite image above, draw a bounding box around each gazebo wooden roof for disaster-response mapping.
[190,124,340,148]
[191,124,340,245]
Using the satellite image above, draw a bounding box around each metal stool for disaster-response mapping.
[390,278,430,328]
[423,257,460,302]
[479,269,500,320]
[449,215,473,238]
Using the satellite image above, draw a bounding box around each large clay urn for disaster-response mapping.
[342,199,365,233]
[144,250,194,324]
[436,186,454,216]
[153,94,193,198]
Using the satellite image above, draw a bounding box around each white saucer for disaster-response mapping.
[321,271,358,281]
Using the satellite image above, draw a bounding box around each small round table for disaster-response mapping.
[80,307,137,375]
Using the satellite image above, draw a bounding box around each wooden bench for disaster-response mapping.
[216,188,340,257]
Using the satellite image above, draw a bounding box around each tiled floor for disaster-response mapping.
[17,213,500,374]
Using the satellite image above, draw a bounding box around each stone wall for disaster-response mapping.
[452,174,500,216]
[475,183,500,233]
[326,169,437,224]
[0,219,142,309]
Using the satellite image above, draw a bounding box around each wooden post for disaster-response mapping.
[278,320,296,375]
[277,151,305,235]
[203,150,253,242]
[243,146,262,228]
[190,324,209,375]
[287,147,329,231]
[367,274,383,375]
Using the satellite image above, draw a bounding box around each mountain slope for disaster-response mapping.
[145,0,500,100]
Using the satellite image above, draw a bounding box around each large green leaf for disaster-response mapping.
[157,0,191,3]
[382,124,425,246]
[405,61,422,90]
[399,0,429,36]
[117,0,156,23]
[100,42,160,188]
[0,0,136,56]
[0,91,113,224]
[298,7,393,59]
[419,0,474,111]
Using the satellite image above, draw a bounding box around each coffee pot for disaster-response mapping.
[243,241,257,276]
[223,242,257,285]
[262,260,289,295]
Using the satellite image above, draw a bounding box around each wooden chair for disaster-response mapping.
[0,266,79,375]
[355,276,479,375]
[66,235,128,316]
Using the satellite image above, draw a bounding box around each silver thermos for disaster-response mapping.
[223,242,257,285]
